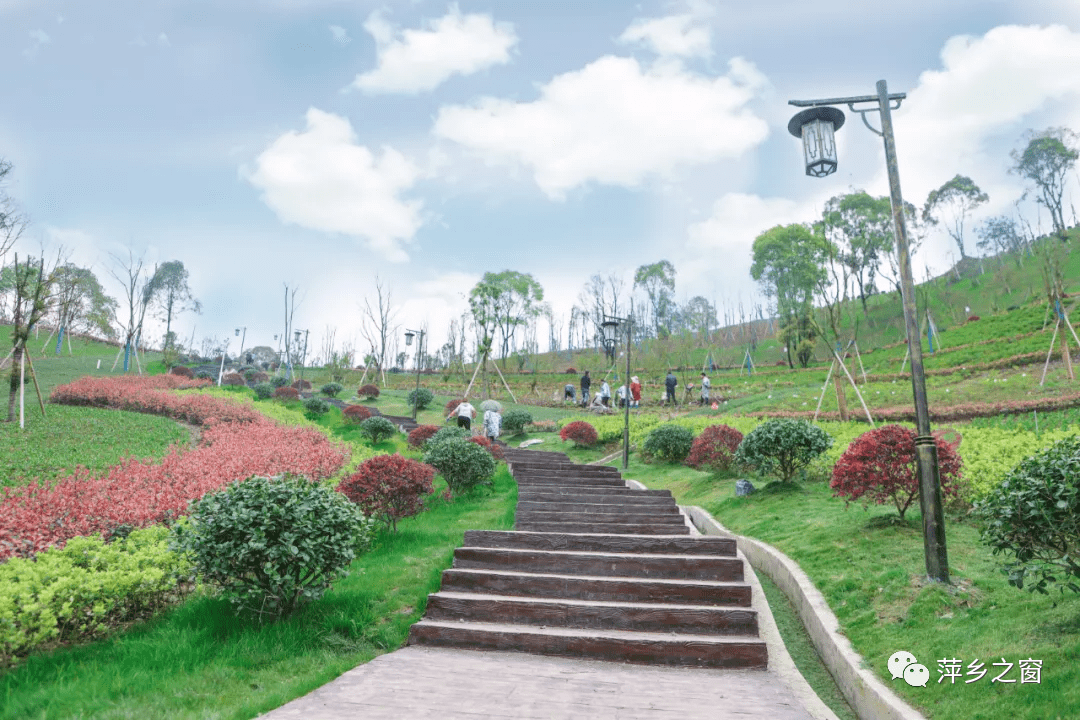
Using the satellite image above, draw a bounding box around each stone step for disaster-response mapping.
[516,501,684,516]
[517,491,674,506]
[453,547,742,581]
[462,531,736,556]
[440,568,752,606]
[515,521,691,535]
[424,592,758,636]
[514,475,628,487]
[517,486,672,499]
[515,510,687,524]
[511,465,622,476]
[408,620,767,669]
[503,450,569,461]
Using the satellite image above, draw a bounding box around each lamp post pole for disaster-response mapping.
[405,329,425,421]
[622,316,632,471]
[789,80,949,583]
[235,327,247,362]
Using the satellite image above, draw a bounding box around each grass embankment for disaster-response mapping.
[617,458,1080,720]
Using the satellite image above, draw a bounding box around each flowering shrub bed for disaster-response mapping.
[50,376,258,426]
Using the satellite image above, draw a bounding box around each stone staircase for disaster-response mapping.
[408,448,767,669]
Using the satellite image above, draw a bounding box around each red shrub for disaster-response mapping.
[343,405,373,424]
[170,366,194,378]
[251,371,269,383]
[222,372,246,386]
[445,398,463,415]
[291,379,312,391]
[559,421,598,447]
[565,367,577,374]
[408,424,441,448]
[967,315,981,322]
[50,375,255,425]
[337,454,435,532]
[274,386,300,400]
[830,424,963,520]
[468,436,505,461]
[685,424,744,471]
[358,384,380,400]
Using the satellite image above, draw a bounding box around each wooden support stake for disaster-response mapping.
[832,347,875,427]
[1040,317,1060,387]
[490,357,518,404]
[462,359,483,399]
[1063,329,1075,381]
[852,341,868,385]
[813,359,836,422]
[19,350,25,429]
[39,328,55,354]
[23,350,47,417]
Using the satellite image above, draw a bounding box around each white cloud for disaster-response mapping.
[351,4,517,94]
[157,32,170,47]
[329,24,351,45]
[245,108,424,263]
[23,28,50,57]
[433,55,769,199]
[618,14,711,58]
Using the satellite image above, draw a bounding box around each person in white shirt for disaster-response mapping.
[600,380,611,407]
[699,372,711,406]
[448,400,475,431]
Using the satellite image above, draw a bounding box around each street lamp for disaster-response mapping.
[295,329,309,388]
[235,327,247,363]
[216,336,230,387]
[404,328,425,421]
[602,314,633,471]
[788,80,949,584]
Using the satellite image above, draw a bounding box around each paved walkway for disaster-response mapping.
[261,646,815,719]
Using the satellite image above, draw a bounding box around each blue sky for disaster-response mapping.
[2,0,1079,362]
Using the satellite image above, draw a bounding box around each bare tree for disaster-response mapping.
[0,159,28,263]
[359,276,398,386]
[107,249,154,373]
[6,252,59,422]
[282,284,300,379]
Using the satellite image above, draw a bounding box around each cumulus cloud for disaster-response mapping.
[157,32,170,47]
[23,28,50,57]
[329,24,351,45]
[433,55,769,199]
[245,108,424,263]
[618,14,711,58]
[351,3,517,94]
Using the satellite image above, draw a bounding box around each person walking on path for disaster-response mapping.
[600,379,611,407]
[580,371,591,408]
[699,372,711,406]
[448,400,475,431]
[664,370,678,406]
[483,407,502,443]
[630,376,642,408]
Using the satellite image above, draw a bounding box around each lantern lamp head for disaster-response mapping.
[404,330,415,347]
[601,319,619,345]
[235,328,240,336]
[788,107,845,178]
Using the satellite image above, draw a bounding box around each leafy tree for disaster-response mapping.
[679,295,718,340]
[750,224,828,368]
[977,215,1026,266]
[50,265,118,348]
[634,260,676,337]
[5,254,58,422]
[150,261,201,355]
[922,174,989,259]
[469,271,544,368]
[1010,127,1079,239]
[820,192,893,317]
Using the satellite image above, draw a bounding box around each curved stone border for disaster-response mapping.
[683,506,927,720]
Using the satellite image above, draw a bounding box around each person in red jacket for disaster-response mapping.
[630,376,642,408]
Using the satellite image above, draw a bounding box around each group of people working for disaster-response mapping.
[564,370,712,408]
[445,400,502,443]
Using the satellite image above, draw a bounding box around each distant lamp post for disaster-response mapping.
[404,328,425,421]
[216,337,230,387]
[788,80,949,584]
[296,329,309,387]
[602,314,633,470]
[235,327,247,362]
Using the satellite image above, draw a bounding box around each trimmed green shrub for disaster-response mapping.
[302,396,331,420]
[243,369,259,382]
[426,425,470,450]
[407,387,435,411]
[320,382,344,398]
[171,474,374,621]
[253,382,275,400]
[270,376,290,388]
[502,409,533,436]
[975,435,1080,594]
[195,371,213,381]
[358,416,397,444]
[423,438,496,494]
[734,419,832,483]
[643,424,695,463]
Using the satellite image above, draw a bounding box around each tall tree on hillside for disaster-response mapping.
[468,276,501,398]
[1010,127,1079,240]
[576,273,626,350]
[681,296,718,341]
[750,224,828,368]
[634,260,676,338]
[359,276,396,386]
[478,270,545,366]
[151,260,201,354]
[977,216,1026,263]
[922,175,989,259]
[107,249,157,373]
[50,264,117,351]
[820,192,893,318]
[878,201,926,298]
[6,253,58,422]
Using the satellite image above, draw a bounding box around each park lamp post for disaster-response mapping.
[235,327,246,362]
[216,336,230,387]
[788,80,949,584]
[404,328,425,421]
[295,329,309,388]
[601,314,633,471]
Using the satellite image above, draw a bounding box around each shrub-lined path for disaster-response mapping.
[264,449,816,719]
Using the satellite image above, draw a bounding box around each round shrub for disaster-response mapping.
[253,382,275,400]
[427,426,471,449]
[342,405,373,424]
[565,367,577,374]
[195,370,213,381]
[359,416,397,444]
[222,372,246,387]
[734,419,832,483]
[407,387,435,411]
[830,425,963,520]
[170,366,194,379]
[291,379,312,391]
[445,398,464,415]
[468,435,506,461]
[321,382,344,398]
[270,376,290,388]
[686,425,744,472]
[243,369,259,382]
[302,396,331,419]
[408,424,442,448]
[251,371,269,384]
[643,424,695,463]
[170,474,374,621]
[274,386,300,401]
[502,409,533,437]
[338,454,436,532]
[358,384,380,400]
[424,438,496,494]
[559,421,598,448]
[479,399,502,413]
[974,435,1080,594]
